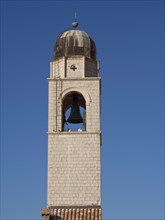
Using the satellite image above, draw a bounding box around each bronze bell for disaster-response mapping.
[67,94,83,124]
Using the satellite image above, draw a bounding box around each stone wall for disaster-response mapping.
[48,78,101,132]
[47,56,101,208]
[50,56,99,79]
[47,132,101,207]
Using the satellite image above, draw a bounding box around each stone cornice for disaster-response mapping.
[47,77,101,81]
[47,131,101,135]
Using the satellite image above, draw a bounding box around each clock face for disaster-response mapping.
[70,64,77,71]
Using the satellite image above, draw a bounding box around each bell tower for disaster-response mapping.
[41,21,102,220]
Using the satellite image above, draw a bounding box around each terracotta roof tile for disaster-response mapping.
[47,207,101,220]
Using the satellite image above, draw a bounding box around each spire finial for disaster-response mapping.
[72,12,78,28]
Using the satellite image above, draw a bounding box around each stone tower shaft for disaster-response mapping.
[41,26,102,220]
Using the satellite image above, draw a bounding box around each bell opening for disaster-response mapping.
[62,92,86,132]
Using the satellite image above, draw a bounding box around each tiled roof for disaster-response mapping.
[41,207,101,220]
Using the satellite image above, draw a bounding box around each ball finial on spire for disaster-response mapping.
[72,12,78,28]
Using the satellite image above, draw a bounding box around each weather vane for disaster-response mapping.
[72,12,78,28]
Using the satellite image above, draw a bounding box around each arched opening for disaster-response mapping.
[62,92,86,132]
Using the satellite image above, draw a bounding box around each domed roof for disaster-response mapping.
[54,29,96,60]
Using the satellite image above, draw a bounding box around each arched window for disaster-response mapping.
[62,92,86,132]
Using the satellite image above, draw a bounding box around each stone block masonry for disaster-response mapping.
[42,27,102,220]
[48,132,101,207]
[48,78,101,133]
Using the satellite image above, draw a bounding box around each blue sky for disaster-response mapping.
[1,1,164,220]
